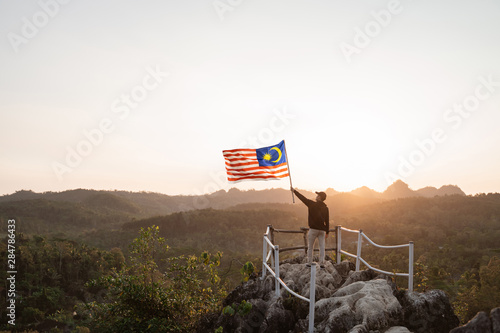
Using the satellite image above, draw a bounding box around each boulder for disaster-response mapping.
[258,298,295,333]
[280,260,343,301]
[385,326,412,333]
[314,279,403,332]
[492,308,500,333]
[449,311,492,333]
[449,308,500,333]
[223,274,274,307]
[335,260,356,277]
[396,289,459,333]
[341,269,381,288]
[348,324,369,333]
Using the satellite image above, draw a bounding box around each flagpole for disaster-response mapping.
[283,140,295,203]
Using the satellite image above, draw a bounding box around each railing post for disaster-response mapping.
[356,230,363,271]
[269,225,275,267]
[308,264,316,333]
[274,245,280,297]
[270,225,276,245]
[336,225,341,264]
[409,241,414,292]
[270,225,276,264]
[262,235,267,280]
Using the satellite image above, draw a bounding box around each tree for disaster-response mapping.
[128,225,168,286]
[477,257,500,310]
[80,225,226,332]
[453,257,500,324]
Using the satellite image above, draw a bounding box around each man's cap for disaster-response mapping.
[315,191,327,201]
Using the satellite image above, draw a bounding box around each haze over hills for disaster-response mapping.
[0,181,469,234]
[0,180,468,215]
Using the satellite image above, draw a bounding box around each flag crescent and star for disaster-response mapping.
[270,147,282,162]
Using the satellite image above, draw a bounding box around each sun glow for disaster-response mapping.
[322,112,399,192]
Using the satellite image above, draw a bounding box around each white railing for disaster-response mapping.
[335,226,414,291]
[260,225,414,333]
[261,226,317,333]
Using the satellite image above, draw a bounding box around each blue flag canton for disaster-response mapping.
[256,141,287,167]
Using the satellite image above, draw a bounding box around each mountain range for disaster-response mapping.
[0,180,466,217]
[351,180,466,199]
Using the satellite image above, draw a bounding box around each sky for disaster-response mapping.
[1,0,500,196]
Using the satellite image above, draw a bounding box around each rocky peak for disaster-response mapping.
[198,256,459,332]
[450,308,500,332]
[417,185,466,197]
[351,186,382,199]
[383,180,418,199]
[437,185,466,196]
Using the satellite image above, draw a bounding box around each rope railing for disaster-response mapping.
[336,226,414,291]
[270,226,338,253]
[264,225,415,290]
[261,225,316,333]
[261,224,415,332]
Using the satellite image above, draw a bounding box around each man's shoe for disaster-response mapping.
[306,263,312,267]
[320,264,325,269]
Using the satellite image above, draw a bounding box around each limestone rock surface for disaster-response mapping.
[197,256,460,333]
[396,288,459,333]
[314,279,402,332]
[450,308,500,333]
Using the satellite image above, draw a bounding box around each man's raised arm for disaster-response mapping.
[291,187,312,206]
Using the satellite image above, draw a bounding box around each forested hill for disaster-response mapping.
[0,188,297,217]
[0,189,499,330]
[141,193,500,255]
[120,193,500,320]
[122,208,303,257]
[0,184,481,241]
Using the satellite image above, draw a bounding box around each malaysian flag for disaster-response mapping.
[222,140,290,182]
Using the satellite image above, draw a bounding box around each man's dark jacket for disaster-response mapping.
[293,189,329,233]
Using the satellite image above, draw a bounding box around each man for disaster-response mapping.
[292,187,330,268]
